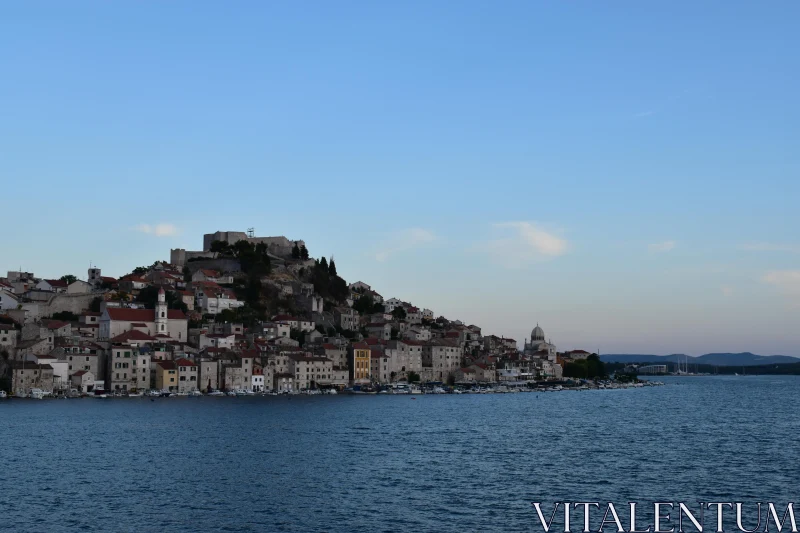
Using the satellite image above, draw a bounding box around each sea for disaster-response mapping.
[2,375,799,533]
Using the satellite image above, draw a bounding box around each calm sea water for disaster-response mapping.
[2,376,799,532]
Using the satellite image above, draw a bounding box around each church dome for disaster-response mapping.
[531,325,545,342]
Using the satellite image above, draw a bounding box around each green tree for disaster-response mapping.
[135,286,188,313]
[392,307,407,320]
[60,274,77,285]
[391,327,400,340]
[407,371,421,383]
[328,258,337,277]
[51,311,78,322]
[131,266,148,276]
[210,240,231,257]
[300,245,309,260]
[89,296,103,313]
[353,295,375,315]
[183,266,191,282]
[292,242,301,259]
[319,257,328,271]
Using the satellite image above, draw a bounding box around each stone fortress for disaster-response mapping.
[170,230,305,267]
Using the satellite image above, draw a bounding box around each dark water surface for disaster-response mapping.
[2,376,799,532]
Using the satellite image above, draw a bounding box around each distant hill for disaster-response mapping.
[600,352,800,366]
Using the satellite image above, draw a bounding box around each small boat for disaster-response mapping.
[189,390,203,397]
[207,390,225,397]
[173,391,188,397]
[128,392,144,398]
[147,389,161,397]
[0,391,7,399]
[30,389,44,400]
[159,390,173,397]
[244,389,255,396]
[226,391,237,397]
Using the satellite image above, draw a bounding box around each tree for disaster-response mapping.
[51,311,78,322]
[300,245,309,260]
[392,307,407,320]
[183,266,191,282]
[319,257,328,271]
[210,240,231,257]
[352,295,374,315]
[89,296,102,313]
[407,371,421,383]
[328,258,337,277]
[292,242,301,259]
[60,274,77,285]
[135,286,188,313]
[131,266,148,276]
[391,327,400,340]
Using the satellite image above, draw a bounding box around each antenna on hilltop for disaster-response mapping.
[247,228,255,238]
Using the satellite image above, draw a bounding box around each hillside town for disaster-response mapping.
[0,230,601,397]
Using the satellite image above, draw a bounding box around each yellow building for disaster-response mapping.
[348,342,371,385]
[155,360,178,391]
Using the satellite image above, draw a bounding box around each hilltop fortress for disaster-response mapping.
[171,231,305,267]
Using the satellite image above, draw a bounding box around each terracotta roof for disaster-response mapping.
[42,320,69,330]
[352,342,370,350]
[110,330,156,343]
[157,360,177,370]
[175,358,196,367]
[322,343,340,350]
[82,312,101,317]
[460,368,475,373]
[200,269,220,277]
[44,279,68,288]
[273,314,299,322]
[72,370,89,376]
[106,308,186,321]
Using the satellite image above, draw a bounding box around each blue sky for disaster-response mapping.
[2,2,799,355]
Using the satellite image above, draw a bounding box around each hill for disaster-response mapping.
[600,352,799,366]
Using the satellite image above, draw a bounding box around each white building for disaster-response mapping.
[99,288,188,341]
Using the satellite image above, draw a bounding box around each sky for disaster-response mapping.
[2,2,799,355]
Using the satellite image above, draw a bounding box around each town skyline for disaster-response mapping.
[2,2,799,355]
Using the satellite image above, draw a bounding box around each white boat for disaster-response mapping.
[324,389,338,395]
[409,386,423,395]
[29,388,45,400]
[127,392,144,398]
[226,391,237,397]
[207,390,225,397]
[147,389,161,397]
[244,389,255,396]
[189,390,203,397]
[173,391,188,397]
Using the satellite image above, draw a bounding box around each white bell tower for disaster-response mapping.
[155,287,168,335]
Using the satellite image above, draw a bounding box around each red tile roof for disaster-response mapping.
[73,370,89,376]
[175,358,196,367]
[44,279,68,288]
[157,360,177,370]
[352,342,370,350]
[110,330,156,343]
[43,320,69,330]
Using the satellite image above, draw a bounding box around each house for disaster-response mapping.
[402,327,431,342]
[155,360,178,391]
[198,333,235,351]
[304,329,325,345]
[99,288,188,341]
[260,321,291,340]
[422,308,434,320]
[405,307,422,324]
[0,289,20,311]
[70,370,96,393]
[198,359,219,392]
[192,269,222,284]
[334,307,358,331]
[197,288,244,315]
[66,280,93,294]
[176,358,199,393]
[348,342,371,385]
[10,362,54,396]
[385,340,423,381]
[287,353,334,390]
[251,366,265,392]
[348,281,371,292]
[35,279,68,293]
[42,320,71,338]
[108,345,150,392]
[422,339,462,382]
[366,322,392,341]
[383,298,404,313]
[172,291,194,311]
[0,322,19,351]
[370,349,391,384]
[118,275,150,293]
[28,354,68,390]
[455,367,476,383]
[272,315,315,333]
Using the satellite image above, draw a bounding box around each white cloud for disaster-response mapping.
[649,240,676,253]
[739,243,800,253]
[762,270,800,297]
[134,223,180,237]
[478,222,568,268]
[635,110,656,118]
[721,286,734,297]
[374,228,436,262]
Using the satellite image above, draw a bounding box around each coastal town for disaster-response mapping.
[0,230,628,398]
